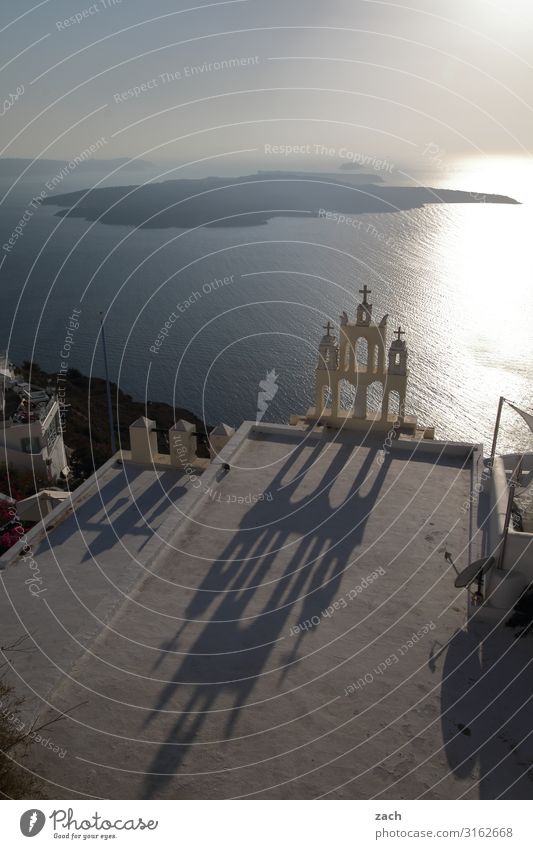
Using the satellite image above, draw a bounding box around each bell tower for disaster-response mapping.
[335,286,389,418]
[315,320,338,414]
[385,326,408,417]
[305,288,419,435]
[388,326,408,375]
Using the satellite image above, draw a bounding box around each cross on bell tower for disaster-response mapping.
[388,324,408,377]
[356,284,373,326]
[359,285,372,306]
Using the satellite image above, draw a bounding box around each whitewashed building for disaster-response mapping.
[0,362,68,481]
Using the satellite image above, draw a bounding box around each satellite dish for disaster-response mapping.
[454,556,495,588]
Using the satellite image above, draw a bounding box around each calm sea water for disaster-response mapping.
[1,156,532,456]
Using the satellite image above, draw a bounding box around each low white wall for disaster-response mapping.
[0,453,120,570]
[388,438,477,459]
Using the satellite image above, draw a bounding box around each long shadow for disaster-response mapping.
[440,623,533,798]
[440,629,482,779]
[80,478,187,562]
[34,467,186,562]
[142,437,390,798]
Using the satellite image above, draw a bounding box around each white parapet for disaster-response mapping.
[169,420,196,467]
[129,416,157,464]
[209,422,235,460]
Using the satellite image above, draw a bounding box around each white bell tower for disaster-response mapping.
[385,326,408,420]
[315,320,338,415]
[306,287,419,434]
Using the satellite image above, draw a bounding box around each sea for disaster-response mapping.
[1,154,532,456]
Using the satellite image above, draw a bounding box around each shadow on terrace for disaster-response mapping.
[142,437,390,798]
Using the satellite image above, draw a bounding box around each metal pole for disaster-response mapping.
[496,480,515,571]
[489,395,506,467]
[511,453,524,487]
[100,312,116,455]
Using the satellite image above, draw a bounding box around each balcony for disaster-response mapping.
[1,395,55,428]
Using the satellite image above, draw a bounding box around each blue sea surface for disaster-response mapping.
[1,161,531,456]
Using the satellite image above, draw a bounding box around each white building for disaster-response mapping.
[0,364,68,481]
[0,351,15,383]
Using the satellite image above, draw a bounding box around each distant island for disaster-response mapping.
[41,170,520,230]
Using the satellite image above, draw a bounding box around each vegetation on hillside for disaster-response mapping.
[19,362,207,481]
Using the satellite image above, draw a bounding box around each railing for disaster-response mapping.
[10,397,55,426]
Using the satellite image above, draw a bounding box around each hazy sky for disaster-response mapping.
[1,0,532,170]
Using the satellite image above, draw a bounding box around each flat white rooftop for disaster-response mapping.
[1,423,532,799]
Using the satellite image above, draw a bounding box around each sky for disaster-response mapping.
[1,0,532,172]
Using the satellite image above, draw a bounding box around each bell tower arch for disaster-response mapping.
[335,286,388,420]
